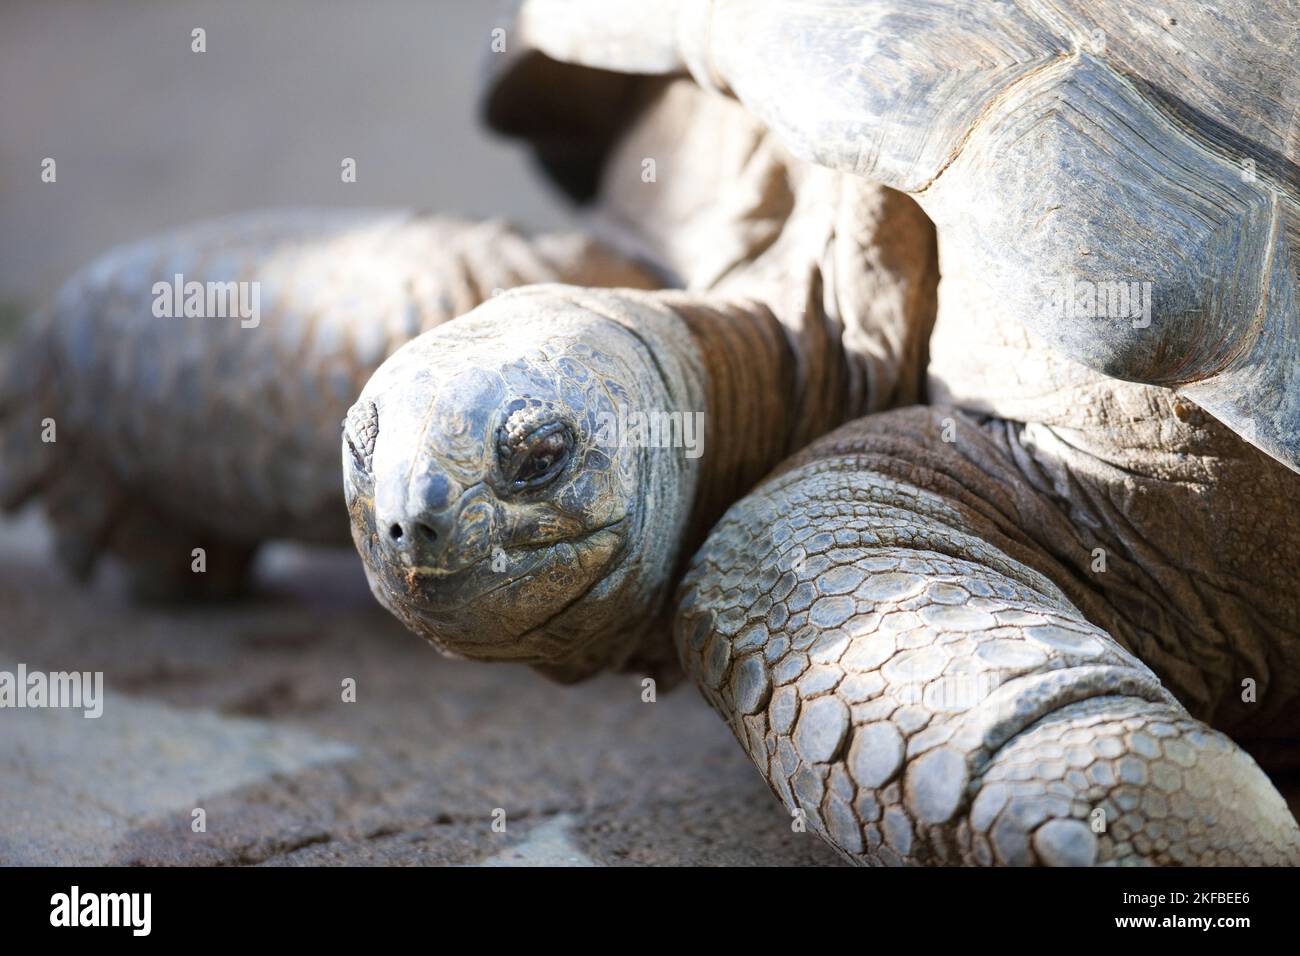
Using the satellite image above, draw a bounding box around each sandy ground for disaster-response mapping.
[0,511,839,866]
[0,0,841,866]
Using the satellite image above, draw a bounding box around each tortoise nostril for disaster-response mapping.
[384,519,440,549]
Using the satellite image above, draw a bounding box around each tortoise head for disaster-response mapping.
[343,287,704,681]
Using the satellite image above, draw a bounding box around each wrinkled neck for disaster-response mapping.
[663,291,851,557]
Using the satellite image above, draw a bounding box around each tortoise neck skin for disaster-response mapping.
[662,291,853,561]
[600,289,856,680]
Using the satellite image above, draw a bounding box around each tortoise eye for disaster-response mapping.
[344,399,379,474]
[498,421,572,492]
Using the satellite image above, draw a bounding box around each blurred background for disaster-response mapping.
[0,0,840,866]
[0,0,569,333]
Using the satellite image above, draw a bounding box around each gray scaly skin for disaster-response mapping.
[350,272,1300,865]
[675,409,1300,865]
[350,281,1300,864]
[348,42,1300,861]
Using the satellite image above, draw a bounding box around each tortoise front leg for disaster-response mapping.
[676,407,1300,865]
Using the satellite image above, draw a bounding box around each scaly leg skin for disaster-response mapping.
[0,210,659,596]
[676,408,1300,865]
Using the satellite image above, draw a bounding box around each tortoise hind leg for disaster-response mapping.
[108,506,259,602]
[675,407,1300,865]
[31,442,258,601]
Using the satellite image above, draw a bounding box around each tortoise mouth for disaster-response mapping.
[393,517,626,589]
[370,518,629,660]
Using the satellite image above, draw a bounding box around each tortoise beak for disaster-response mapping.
[374,468,494,573]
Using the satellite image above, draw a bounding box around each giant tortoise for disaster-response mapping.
[3,0,1300,865]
